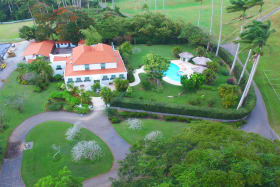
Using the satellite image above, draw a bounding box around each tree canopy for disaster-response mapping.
[113,122,280,187]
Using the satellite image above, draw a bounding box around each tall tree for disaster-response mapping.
[195,0,203,27]
[80,25,102,46]
[215,0,224,57]
[206,0,214,51]
[228,0,254,75]
[237,20,274,109]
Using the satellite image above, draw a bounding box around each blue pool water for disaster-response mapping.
[164,63,181,83]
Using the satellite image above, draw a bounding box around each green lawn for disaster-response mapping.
[113,119,191,144]
[0,72,57,165]
[22,121,113,187]
[0,21,33,43]
[129,44,196,69]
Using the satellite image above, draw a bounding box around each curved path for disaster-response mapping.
[0,110,130,187]
[220,6,280,140]
[129,66,145,87]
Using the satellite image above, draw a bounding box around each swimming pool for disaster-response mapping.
[164,63,181,83]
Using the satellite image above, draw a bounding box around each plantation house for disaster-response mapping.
[23,41,127,90]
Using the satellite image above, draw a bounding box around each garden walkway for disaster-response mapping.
[0,110,130,187]
[129,66,145,87]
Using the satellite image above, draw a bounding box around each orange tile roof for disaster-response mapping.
[72,43,116,65]
[22,40,54,57]
[65,50,127,77]
[53,56,68,62]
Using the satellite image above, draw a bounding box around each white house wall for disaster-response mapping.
[51,61,66,76]
[64,72,127,91]
[73,62,117,71]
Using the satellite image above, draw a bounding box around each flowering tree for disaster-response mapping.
[72,140,103,161]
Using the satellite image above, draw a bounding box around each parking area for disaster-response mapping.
[0,41,29,89]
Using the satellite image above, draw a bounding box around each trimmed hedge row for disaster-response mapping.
[111,44,256,120]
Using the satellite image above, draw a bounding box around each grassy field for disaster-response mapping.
[0,72,57,165]
[113,119,191,144]
[0,21,33,43]
[114,0,280,43]
[22,121,113,187]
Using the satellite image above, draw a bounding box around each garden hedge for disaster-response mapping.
[111,44,256,120]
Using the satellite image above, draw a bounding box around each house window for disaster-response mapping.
[56,65,62,70]
[85,64,90,70]
[119,74,125,79]
[84,77,91,82]
[76,77,82,82]
[101,63,106,69]
[67,78,73,83]
[102,75,109,81]
[94,80,100,83]
[110,75,116,80]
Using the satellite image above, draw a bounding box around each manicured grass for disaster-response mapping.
[0,21,33,43]
[22,121,113,187]
[0,72,57,165]
[113,119,190,145]
[130,44,196,69]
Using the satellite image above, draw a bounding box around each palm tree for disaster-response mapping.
[237,20,275,109]
[227,0,254,75]
[195,0,203,27]
[207,0,214,52]
[238,0,264,84]
[215,0,224,57]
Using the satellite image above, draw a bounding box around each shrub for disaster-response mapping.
[227,78,235,85]
[218,84,239,109]
[203,69,216,85]
[141,79,153,90]
[189,97,202,105]
[91,82,100,92]
[125,86,133,97]
[56,82,66,90]
[111,116,121,123]
[53,74,63,81]
[195,46,207,57]
[181,73,205,91]
[127,69,135,83]
[219,67,229,76]
[163,115,191,123]
[172,46,183,58]
[206,61,219,72]
[127,118,143,130]
[65,124,81,141]
[144,131,162,142]
[46,102,63,111]
[73,104,90,114]
[100,87,113,105]
[114,78,129,92]
[71,140,103,161]
[50,91,64,99]
[64,104,74,112]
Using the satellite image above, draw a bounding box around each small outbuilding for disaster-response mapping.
[179,52,194,62]
[192,57,212,66]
